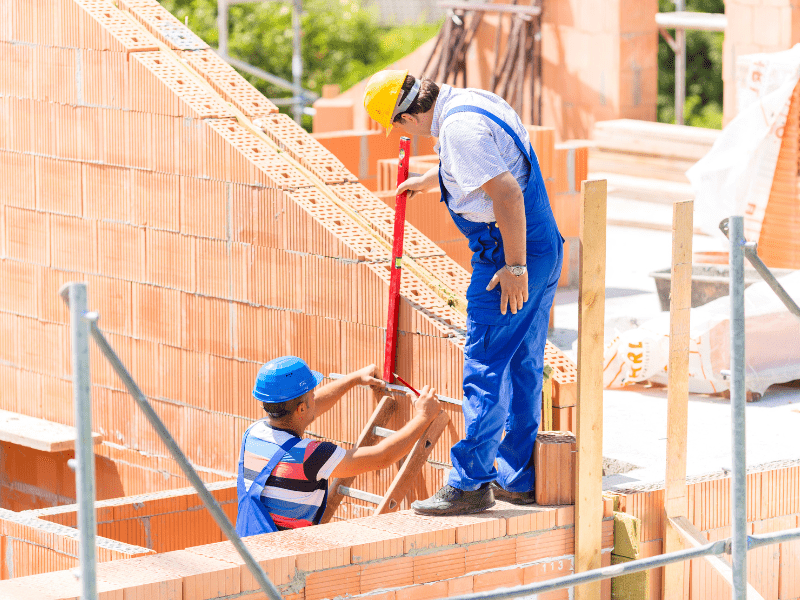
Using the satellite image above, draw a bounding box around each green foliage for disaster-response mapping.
[159,0,439,129]
[657,0,724,129]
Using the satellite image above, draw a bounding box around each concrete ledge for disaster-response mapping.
[0,409,102,453]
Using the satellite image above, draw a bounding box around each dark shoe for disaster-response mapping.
[490,481,537,505]
[411,484,495,516]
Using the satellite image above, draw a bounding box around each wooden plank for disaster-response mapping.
[321,394,396,523]
[575,179,607,600]
[438,1,542,17]
[375,410,449,514]
[670,516,766,599]
[663,200,693,600]
[655,11,727,32]
[0,409,102,453]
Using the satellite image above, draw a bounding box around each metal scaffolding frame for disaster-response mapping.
[60,212,800,599]
[60,284,283,600]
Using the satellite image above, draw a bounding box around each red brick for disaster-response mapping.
[146,229,195,291]
[473,567,524,593]
[50,214,95,272]
[396,580,448,600]
[360,556,413,594]
[4,207,49,265]
[132,283,182,347]
[84,163,131,223]
[413,547,465,584]
[0,151,36,209]
[131,170,180,231]
[36,157,82,216]
[97,221,145,281]
[181,177,227,239]
[304,564,361,600]
[466,537,517,573]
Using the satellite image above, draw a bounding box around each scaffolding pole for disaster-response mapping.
[61,282,97,600]
[729,215,747,600]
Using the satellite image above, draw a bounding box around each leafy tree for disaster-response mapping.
[658,0,724,128]
[160,0,439,128]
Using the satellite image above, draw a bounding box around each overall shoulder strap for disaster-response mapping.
[246,432,303,495]
[442,105,532,164]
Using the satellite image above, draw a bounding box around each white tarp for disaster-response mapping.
[687,44,800,246]
[603,272,800,396]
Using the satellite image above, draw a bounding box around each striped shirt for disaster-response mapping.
[240,421,345,530]
[432,84,532,223]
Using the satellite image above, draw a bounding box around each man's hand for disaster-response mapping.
[396,166,438,199]
[487,268,529,315]
[353,364,383,389]
[412,385,440,422]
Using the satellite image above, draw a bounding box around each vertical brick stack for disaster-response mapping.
[609,459,800,600]
[533,431,576,506]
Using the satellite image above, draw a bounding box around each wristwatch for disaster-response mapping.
[505,264,527,276]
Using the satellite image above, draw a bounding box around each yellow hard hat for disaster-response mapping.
[363,69,419,134]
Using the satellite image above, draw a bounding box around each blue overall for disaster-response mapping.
[236,427,304,537]
[441,106,563,493]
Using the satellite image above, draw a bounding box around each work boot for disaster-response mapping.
[411,484,494,516]
[489,481,536,505]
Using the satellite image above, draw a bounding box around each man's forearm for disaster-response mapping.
[487,174,526,265]
[314,373,360,415]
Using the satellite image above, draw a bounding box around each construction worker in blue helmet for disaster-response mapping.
[364,71,564,515]
[236,356,440,535]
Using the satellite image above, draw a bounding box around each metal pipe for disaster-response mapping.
[446,540,729,600]
[292,0,303,124]
[718,218,800,320]
[60,283,97,600]
[674,0,685,125]
[217,0,229,57]
[729,215,747,600]
[84,315,283,600]
[748,527,800,549]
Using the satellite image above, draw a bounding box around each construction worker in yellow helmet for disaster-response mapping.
[363,70,564,516]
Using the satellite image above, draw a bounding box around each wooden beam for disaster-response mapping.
[655,11,727,32]
[438,1,542,17]
[575,179,607,600]
[669,516,766,600]
[663,199,693,600]
[0,409,102,453]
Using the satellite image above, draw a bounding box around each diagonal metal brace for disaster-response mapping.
[59,297,284,600]
[719,218,800,320]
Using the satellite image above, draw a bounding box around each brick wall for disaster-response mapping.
[0,500,616,599]
[0,0,484,516]
[610,460,800,600]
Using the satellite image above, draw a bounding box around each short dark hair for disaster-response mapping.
[263,392,309,419]
[393,75,439,124]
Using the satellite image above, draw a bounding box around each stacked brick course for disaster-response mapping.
[0,500,616,599]
[609,460,800,600]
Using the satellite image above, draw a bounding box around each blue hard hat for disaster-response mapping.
[252,356,323,403]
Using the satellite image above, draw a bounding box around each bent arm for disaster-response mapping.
[329,414,432,479]
[314,365,382,416]
[482,171,526,266]
[329,386,440,479]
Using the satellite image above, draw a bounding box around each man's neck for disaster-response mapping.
[266,419,303,438]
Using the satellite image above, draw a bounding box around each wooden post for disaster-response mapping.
[575,180,606,600]
[663,200,693,600]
